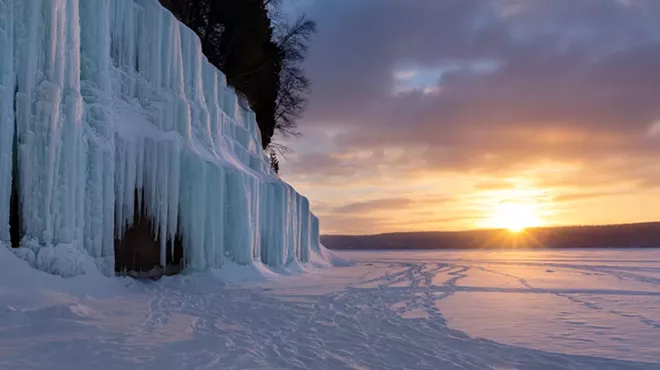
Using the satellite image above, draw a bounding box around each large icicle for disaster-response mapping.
[0,0,15,242]
[0,0,323,276]
[13,0,85,246]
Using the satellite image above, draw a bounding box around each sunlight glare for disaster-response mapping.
[489,202,542,232]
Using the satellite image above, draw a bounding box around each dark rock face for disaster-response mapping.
[114,189,183,278]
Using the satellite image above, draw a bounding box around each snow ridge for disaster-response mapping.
[0,0,321,275]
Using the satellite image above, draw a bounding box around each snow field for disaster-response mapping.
[1,247,659,369]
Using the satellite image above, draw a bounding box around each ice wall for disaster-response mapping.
[0,0,321,275]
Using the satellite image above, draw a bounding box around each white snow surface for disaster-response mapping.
[0,0,320,275]
[2,246,660,369]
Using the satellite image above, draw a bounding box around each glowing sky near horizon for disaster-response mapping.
[278,0,660,235]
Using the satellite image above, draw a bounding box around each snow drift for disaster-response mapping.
[0,0,322,276]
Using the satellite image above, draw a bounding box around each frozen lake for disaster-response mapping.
[2,248,660,369]
[338,249,660,366]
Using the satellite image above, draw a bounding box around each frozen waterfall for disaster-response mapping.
[0,0,322,276]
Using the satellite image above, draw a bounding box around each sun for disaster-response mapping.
[488,202,541,232]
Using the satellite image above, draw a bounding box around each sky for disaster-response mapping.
[278,0,660,235]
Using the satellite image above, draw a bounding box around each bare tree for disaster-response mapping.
[267,141,293,158]
[274,15,316,138]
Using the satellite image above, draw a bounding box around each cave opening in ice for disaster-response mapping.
[114,188,184,277]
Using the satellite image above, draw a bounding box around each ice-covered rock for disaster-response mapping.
[0,0,322,277]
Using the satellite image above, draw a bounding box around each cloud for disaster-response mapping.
[332,196,454,214]
[393,70,418,80]
[279,0,660,233]
[552,191,628,203]
[375,215,483,229]
[473,181,516,191]
[287,0,660,179]
[318,214,385,235]
[333,198,414,214]
[649,120,660,137]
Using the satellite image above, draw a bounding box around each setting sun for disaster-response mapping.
[488,202,542,232]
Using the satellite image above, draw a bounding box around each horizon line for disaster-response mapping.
[322,220,660,237]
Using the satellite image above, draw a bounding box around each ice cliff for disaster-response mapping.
[0,0,321,276]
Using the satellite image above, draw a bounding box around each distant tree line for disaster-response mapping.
[158,0,316,172]
[321,222,660,250]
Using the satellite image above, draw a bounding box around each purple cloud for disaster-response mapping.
[283,0,660,182]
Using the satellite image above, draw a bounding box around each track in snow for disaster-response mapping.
[2,249,660,369]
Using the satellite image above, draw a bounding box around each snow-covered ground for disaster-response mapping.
[2,247,660,369]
